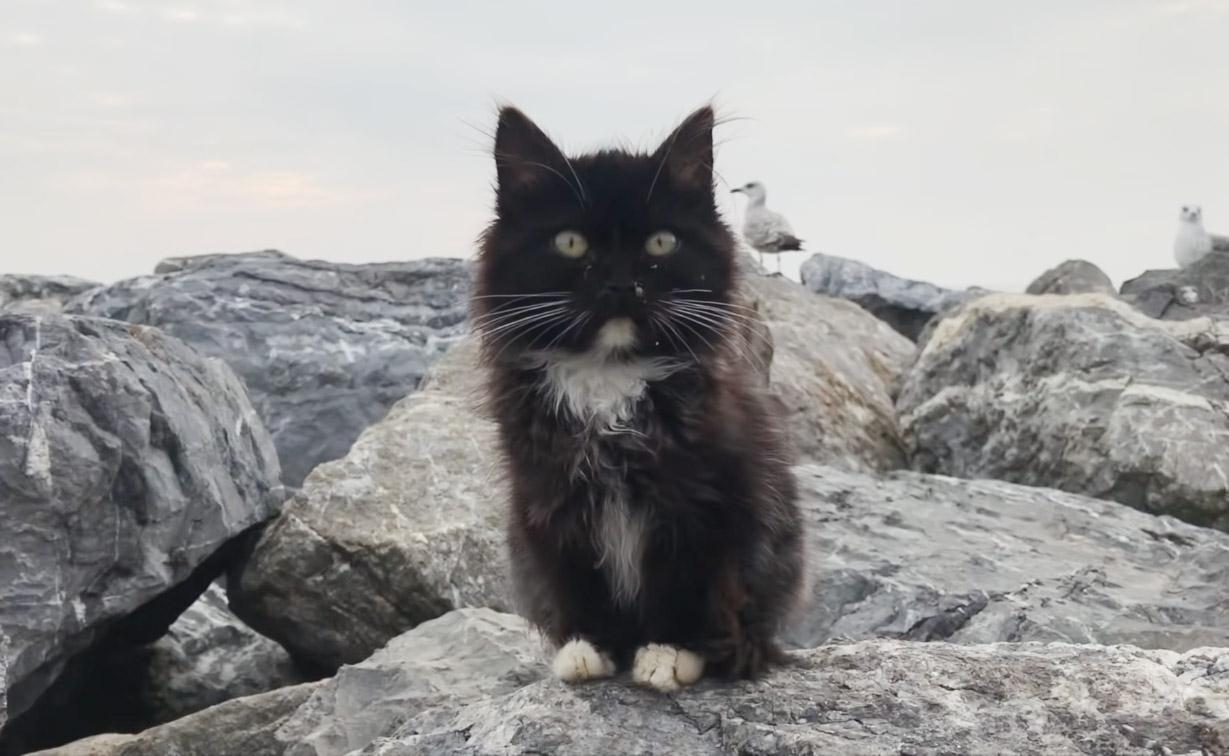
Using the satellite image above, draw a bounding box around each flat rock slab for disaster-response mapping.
[60,609,1226,756]
[67,250,470,487]
[365,639,1229,756]
[789,466,1229,651]
[899,293,1229,530]
[0,315,283,738]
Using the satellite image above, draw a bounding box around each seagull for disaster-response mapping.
[1174,205,1214,269]
[731,181,803,273]
[1174,204,1229,268]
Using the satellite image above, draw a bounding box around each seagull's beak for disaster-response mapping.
[730,187,744,194]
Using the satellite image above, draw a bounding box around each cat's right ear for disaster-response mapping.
[494,107,567,194]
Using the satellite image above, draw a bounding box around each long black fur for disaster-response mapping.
[473,105,804,679]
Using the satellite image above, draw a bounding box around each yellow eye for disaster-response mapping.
[645,230,679,257]
[552,230,589,258]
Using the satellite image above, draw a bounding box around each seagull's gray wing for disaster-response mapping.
[743,208,796,251]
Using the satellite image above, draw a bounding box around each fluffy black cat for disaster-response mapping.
[473,105,803,691]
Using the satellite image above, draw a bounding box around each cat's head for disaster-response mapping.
[474,106,738,364]
[1179,205,1203,223]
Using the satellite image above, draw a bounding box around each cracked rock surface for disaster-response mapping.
[0,314,283,739]
[43,609,1229,756]
[66,251,470,487]
[899,292,1229,530]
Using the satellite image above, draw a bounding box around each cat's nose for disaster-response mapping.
[604,281,645,301]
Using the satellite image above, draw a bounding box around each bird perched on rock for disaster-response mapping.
[1174,205,1229,268]
[732,181,802,273]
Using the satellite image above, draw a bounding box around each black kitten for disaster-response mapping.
[473,105,803,690]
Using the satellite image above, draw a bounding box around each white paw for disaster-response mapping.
[552,638,616,683]
[632,644,705,692]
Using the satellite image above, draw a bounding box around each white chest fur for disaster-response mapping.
[540,353,674,430]
[538,350,680,604]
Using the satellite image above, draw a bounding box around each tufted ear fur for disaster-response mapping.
[494,107,571,194]
[651,106,714,193]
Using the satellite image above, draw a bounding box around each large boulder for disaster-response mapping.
[787,466,1229,650]
[742,274,915,472]
[53,609,1228,756]
[0,276,98,315]
[66,250,470,487]
[1026,259,1116,295]
[1120,250,1229,320]
[228,338,509,672]
[899,293,1229,530]
[0,315,283,748]
[799,252,981,341]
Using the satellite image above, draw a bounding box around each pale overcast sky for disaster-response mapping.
[3,0,1228,290]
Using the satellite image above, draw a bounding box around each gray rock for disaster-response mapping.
[898,293,1229,530]
[275,463,1229,753]
[1120,249,1229,320]
[229,339,509,672]
[29,681,322,756]
[1026,259,1116,295]
[66,250,470,487]
[363,639,1228,756]
[275,609,540,756]
[0,314,283,740]
[123,608,1223,756]
[45,453,1229,755]
[799,252,982,341]
[0,275,98,315]
[742,274,915,471]
[787,466,1229,650]
[132,584,307,725]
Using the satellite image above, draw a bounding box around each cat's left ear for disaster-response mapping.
[653,106,714,193]
[494,107,570,194]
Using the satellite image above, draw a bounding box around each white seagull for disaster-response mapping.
[1175,205,1214,269]
[1174,204,1229,268]
[731,181,803,273]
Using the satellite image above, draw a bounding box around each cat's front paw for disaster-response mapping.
[552,638,616,683]
[632,644,705,692]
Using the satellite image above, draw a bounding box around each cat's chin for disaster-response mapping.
[593,318,638,353]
